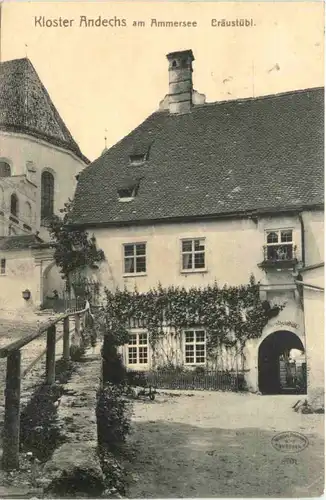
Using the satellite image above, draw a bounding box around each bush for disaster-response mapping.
[101,335,127,385]
[19,360,75,461]
[69,344,86,361]
[96,383,133,450]
[99,448,127,497]
[236,373,247,391]
[126,370,147,387]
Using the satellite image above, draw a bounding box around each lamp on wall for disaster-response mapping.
[22,289,31,300]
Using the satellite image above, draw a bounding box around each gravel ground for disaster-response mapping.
[123,390,324,498]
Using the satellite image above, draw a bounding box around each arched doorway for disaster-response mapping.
[42,261,66,311]
[258,330,306,395]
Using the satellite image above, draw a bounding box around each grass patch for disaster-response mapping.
[20,359,76,462]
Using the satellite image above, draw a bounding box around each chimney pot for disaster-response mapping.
[166,49,194,114]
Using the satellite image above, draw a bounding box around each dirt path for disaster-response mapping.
[123,391,324,498]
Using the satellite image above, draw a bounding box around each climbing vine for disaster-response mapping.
[102,275,284,357]
[48,198,105,295]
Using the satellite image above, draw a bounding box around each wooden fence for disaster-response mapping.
[0,301,91,471]
[128,369,247,392]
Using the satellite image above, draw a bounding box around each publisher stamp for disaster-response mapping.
[271,432,309,453]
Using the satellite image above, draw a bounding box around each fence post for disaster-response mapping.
[74,313,81,346]
[46,324,56,385]
[2,350,21,471]
[63,316,70,361]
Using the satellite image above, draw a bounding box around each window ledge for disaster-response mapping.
[127,365,149,370]
[123,272,147,278]
[181,268,208,275]
[118,197,134,203]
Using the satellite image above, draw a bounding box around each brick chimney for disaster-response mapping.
[166,49,194,114]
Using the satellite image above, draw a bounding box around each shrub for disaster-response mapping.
[126,370,147,387]
[99,448,127,497]
[96,383,133,450]
[236,373,247,391]
[69,344,86,361]
[101,335,127,385]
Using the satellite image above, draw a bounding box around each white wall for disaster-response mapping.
[0,131,86,238]
[92,213,304,292]
[0,250,40,310]
[0,175,37,236]
[302,210,324,266]
[301,266,324,394]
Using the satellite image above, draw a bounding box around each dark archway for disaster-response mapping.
[0,161,11,177]
[258,330,306,395]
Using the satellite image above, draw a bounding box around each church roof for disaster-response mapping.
[0,58,89,163]
[0,234,44,251]
[70,86,324,227]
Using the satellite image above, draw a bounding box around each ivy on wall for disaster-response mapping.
[102,274,284,356]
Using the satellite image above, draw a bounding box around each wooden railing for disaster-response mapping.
[0,301,91,471]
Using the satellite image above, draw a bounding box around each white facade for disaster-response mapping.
[0,130,87,310]
[0,130,85,238]
[88,208,323,393]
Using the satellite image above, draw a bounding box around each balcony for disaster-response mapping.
[258,243,298,270]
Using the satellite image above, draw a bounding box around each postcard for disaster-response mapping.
[0,1,324,498]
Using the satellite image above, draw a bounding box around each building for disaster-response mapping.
[69,49,324,394]
[0,57,89,311]
[298,263,324,397]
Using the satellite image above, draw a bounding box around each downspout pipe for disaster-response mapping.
[298,212,305,267]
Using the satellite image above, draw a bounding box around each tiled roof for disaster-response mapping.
[70,87,324,226]
[0,58,89,163]
[0,234,43,251]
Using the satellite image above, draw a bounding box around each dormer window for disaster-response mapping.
[129,142,152,166]
[118,178,140,202]
[118,187,136,201]
[129,153,147,166]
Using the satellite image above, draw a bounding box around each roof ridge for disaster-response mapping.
[168,86,325,111]
[81,110,160,174]
[71,85,324,226]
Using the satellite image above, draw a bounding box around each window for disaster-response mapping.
[265,229,294,261]
[129,154,147,166]
[0,161,11,177]
[41,171,54,220]
[124,243,146,274]
[128,332,148,365]
[129,142,151,166]
[181,238,205,271]
[118,186,136,200]
[0,259,6,275]
[117,179,140,201]
[184,330,206,365]
[10,193,19,217]
[25,202,32,224]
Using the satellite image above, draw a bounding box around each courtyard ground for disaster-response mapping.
[123,390,324,498]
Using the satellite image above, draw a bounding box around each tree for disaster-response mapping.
[48,199,105,294]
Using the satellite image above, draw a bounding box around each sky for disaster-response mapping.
[1,1,324,161]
